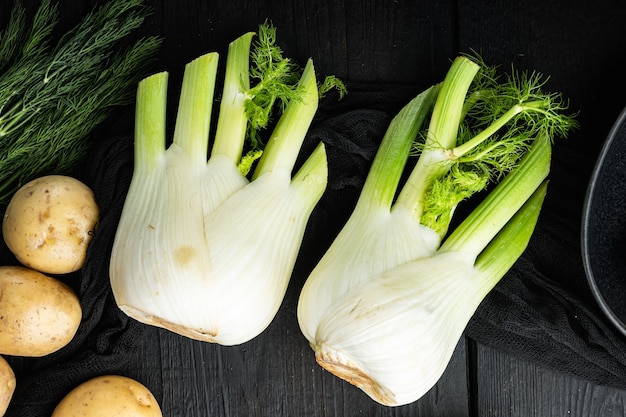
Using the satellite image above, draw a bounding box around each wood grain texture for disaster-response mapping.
[473,342,626,417]
[131,0,457,85]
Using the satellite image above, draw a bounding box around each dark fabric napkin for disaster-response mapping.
[3,82,626,416]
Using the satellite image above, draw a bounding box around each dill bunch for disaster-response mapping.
[0,0,162,203]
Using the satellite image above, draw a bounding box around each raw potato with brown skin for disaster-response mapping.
[2,175,99,275]
[0,266,82,357]
[52,375,162,417]
[0,356,15,416]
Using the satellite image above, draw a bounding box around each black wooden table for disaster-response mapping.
[4,1,626,416]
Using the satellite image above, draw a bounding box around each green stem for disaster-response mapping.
[427,57,481,150]
[291,142,328,207]
[211,32,254,162]
[452,100,547,158]
[356,84,439,213]
[394,56,480,218]
[172,52,219,166]
[461,89,485,121]
[440,134,551,255]
[473,180,547,290]
[252,59,318,178]
[134,71,168,172]
[0,100,32,137]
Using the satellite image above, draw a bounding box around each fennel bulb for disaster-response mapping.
[110,26,335,346]
[297,56,576,406]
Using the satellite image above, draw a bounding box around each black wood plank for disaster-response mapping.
[473,343,626,417]
[131,0,458,85]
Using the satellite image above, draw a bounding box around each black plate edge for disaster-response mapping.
[581,105,626,337]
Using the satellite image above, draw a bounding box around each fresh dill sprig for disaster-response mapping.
[0,2,29,71]
[0,0,56,118]
[0,0,161,203]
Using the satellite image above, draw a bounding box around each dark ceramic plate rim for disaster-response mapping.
[582,105,626,337]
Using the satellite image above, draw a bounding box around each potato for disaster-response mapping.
[0,356,15,417]
[2,175,99,274]
[52,375,162,417]
[0,266,81,357]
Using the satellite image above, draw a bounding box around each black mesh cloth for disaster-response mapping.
[3,83,626,416]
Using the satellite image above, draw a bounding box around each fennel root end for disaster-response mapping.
[118,304,220,342]
[314,343,397,406]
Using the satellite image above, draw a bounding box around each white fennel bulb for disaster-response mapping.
[298,55,576,405]
[312,251,478,406]
[110,26,333,345]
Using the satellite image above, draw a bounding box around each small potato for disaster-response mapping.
[52,375,162,417]
[0,356,15,416]
[0,266,81,357]
[2,175,99,274]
